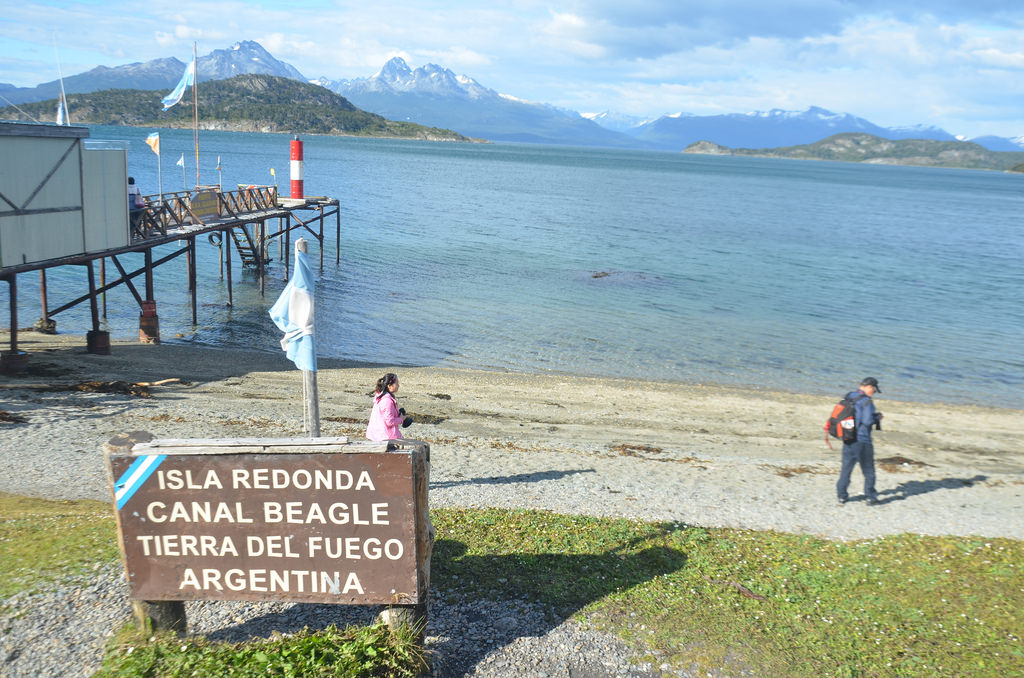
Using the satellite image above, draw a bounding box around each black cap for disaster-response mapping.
[861,377,881,393]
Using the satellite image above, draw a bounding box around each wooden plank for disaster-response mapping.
[129,436,391,456]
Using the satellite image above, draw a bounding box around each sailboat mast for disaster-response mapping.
[53,37,70,124]
[192,41,199,188]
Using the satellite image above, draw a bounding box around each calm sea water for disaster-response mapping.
[5,125,1023,408]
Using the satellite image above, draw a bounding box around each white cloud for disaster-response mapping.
[538,11,607,59]
[2,1,1023,137]
[417,47,492,69]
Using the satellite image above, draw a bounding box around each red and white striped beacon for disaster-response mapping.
[290,136,304,199]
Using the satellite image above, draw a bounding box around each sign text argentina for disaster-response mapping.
[108,448,422,605]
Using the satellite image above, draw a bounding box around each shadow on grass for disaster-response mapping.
[199,529,686,675]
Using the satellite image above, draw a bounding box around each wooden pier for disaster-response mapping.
[1,185,340,371]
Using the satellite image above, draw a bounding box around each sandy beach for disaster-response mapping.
[2,330,1021,541]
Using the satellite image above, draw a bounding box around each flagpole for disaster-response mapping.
[157,147,163,204]
[297,238,320,437]
[192,41,199,189]
[146,133,162,204]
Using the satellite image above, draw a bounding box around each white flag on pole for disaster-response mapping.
[269,241,317,372]
[161,56,196,111]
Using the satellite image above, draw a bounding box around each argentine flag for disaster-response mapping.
[269,241,317,372]
[161,56,196,110]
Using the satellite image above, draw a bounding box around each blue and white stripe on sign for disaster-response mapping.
[114,455,166,509]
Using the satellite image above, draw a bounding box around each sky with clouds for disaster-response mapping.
[1,1,1022,138]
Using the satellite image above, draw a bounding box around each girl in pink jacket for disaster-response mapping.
[366,372,410,441]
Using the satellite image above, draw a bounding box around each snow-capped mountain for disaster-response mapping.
[966,135,1024,151]
[885,123,957,141]
[1,41,305,106]
[596,107,1022,151]
[581,111,652,134]
[319,57,643,147]
[199,41,305,82]
[627,105,957,149]
[318,57,496,102]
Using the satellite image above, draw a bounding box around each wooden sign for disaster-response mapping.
[105,435,432,609]
[189,189,221,221]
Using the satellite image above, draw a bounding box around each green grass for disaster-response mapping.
[0,492,122,599]
[95,621,427,677]
[431,510,1022,676]
[2,495,1021,677]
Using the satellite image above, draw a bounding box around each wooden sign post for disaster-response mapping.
[104,432,432,638]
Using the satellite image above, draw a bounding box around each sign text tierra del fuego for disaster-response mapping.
[108,449,423,605]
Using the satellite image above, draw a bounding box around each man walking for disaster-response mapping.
[837,377,884,505]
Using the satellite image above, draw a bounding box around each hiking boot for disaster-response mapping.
[837,497,847,505]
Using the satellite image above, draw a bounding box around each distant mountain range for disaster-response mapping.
[0,41,302,105]
[4,40,1023,153]
[314,58,644,148]
[628,106,961,150]
[0,75,469,141]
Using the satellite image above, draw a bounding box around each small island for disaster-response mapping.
[683,132,1024,172]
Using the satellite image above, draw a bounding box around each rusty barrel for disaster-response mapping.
[139,300,160,344]
[139,316,160,344]
[0,350,30,374]
[86,330,111,355]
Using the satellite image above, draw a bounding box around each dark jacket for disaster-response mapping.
[846,389,879,444]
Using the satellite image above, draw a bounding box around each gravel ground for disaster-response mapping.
[1,566,685,678]
[1,335,1021,676]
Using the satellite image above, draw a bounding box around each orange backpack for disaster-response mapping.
[824,393,865,449]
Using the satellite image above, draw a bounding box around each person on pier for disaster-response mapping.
[127,176,146,233]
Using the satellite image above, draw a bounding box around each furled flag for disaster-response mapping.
[55,97,65,126]
[270,168,276,176]
[161,56,196,111]
[145,132,160,155]
[216,155,221,171]
[176,153,185,167]
[268,241,317,372]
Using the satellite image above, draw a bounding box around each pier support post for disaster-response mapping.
[189,237,197,325]
[258,222,266,297]
[139,300,160,344]
[1,275,29,374]
[284,216,291,279]
[139,248,159,340]
[100,258,107,319]
[145,248,155,302]
[85,262,110,355]
[35,269,56,333]
[225,230,233,307]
